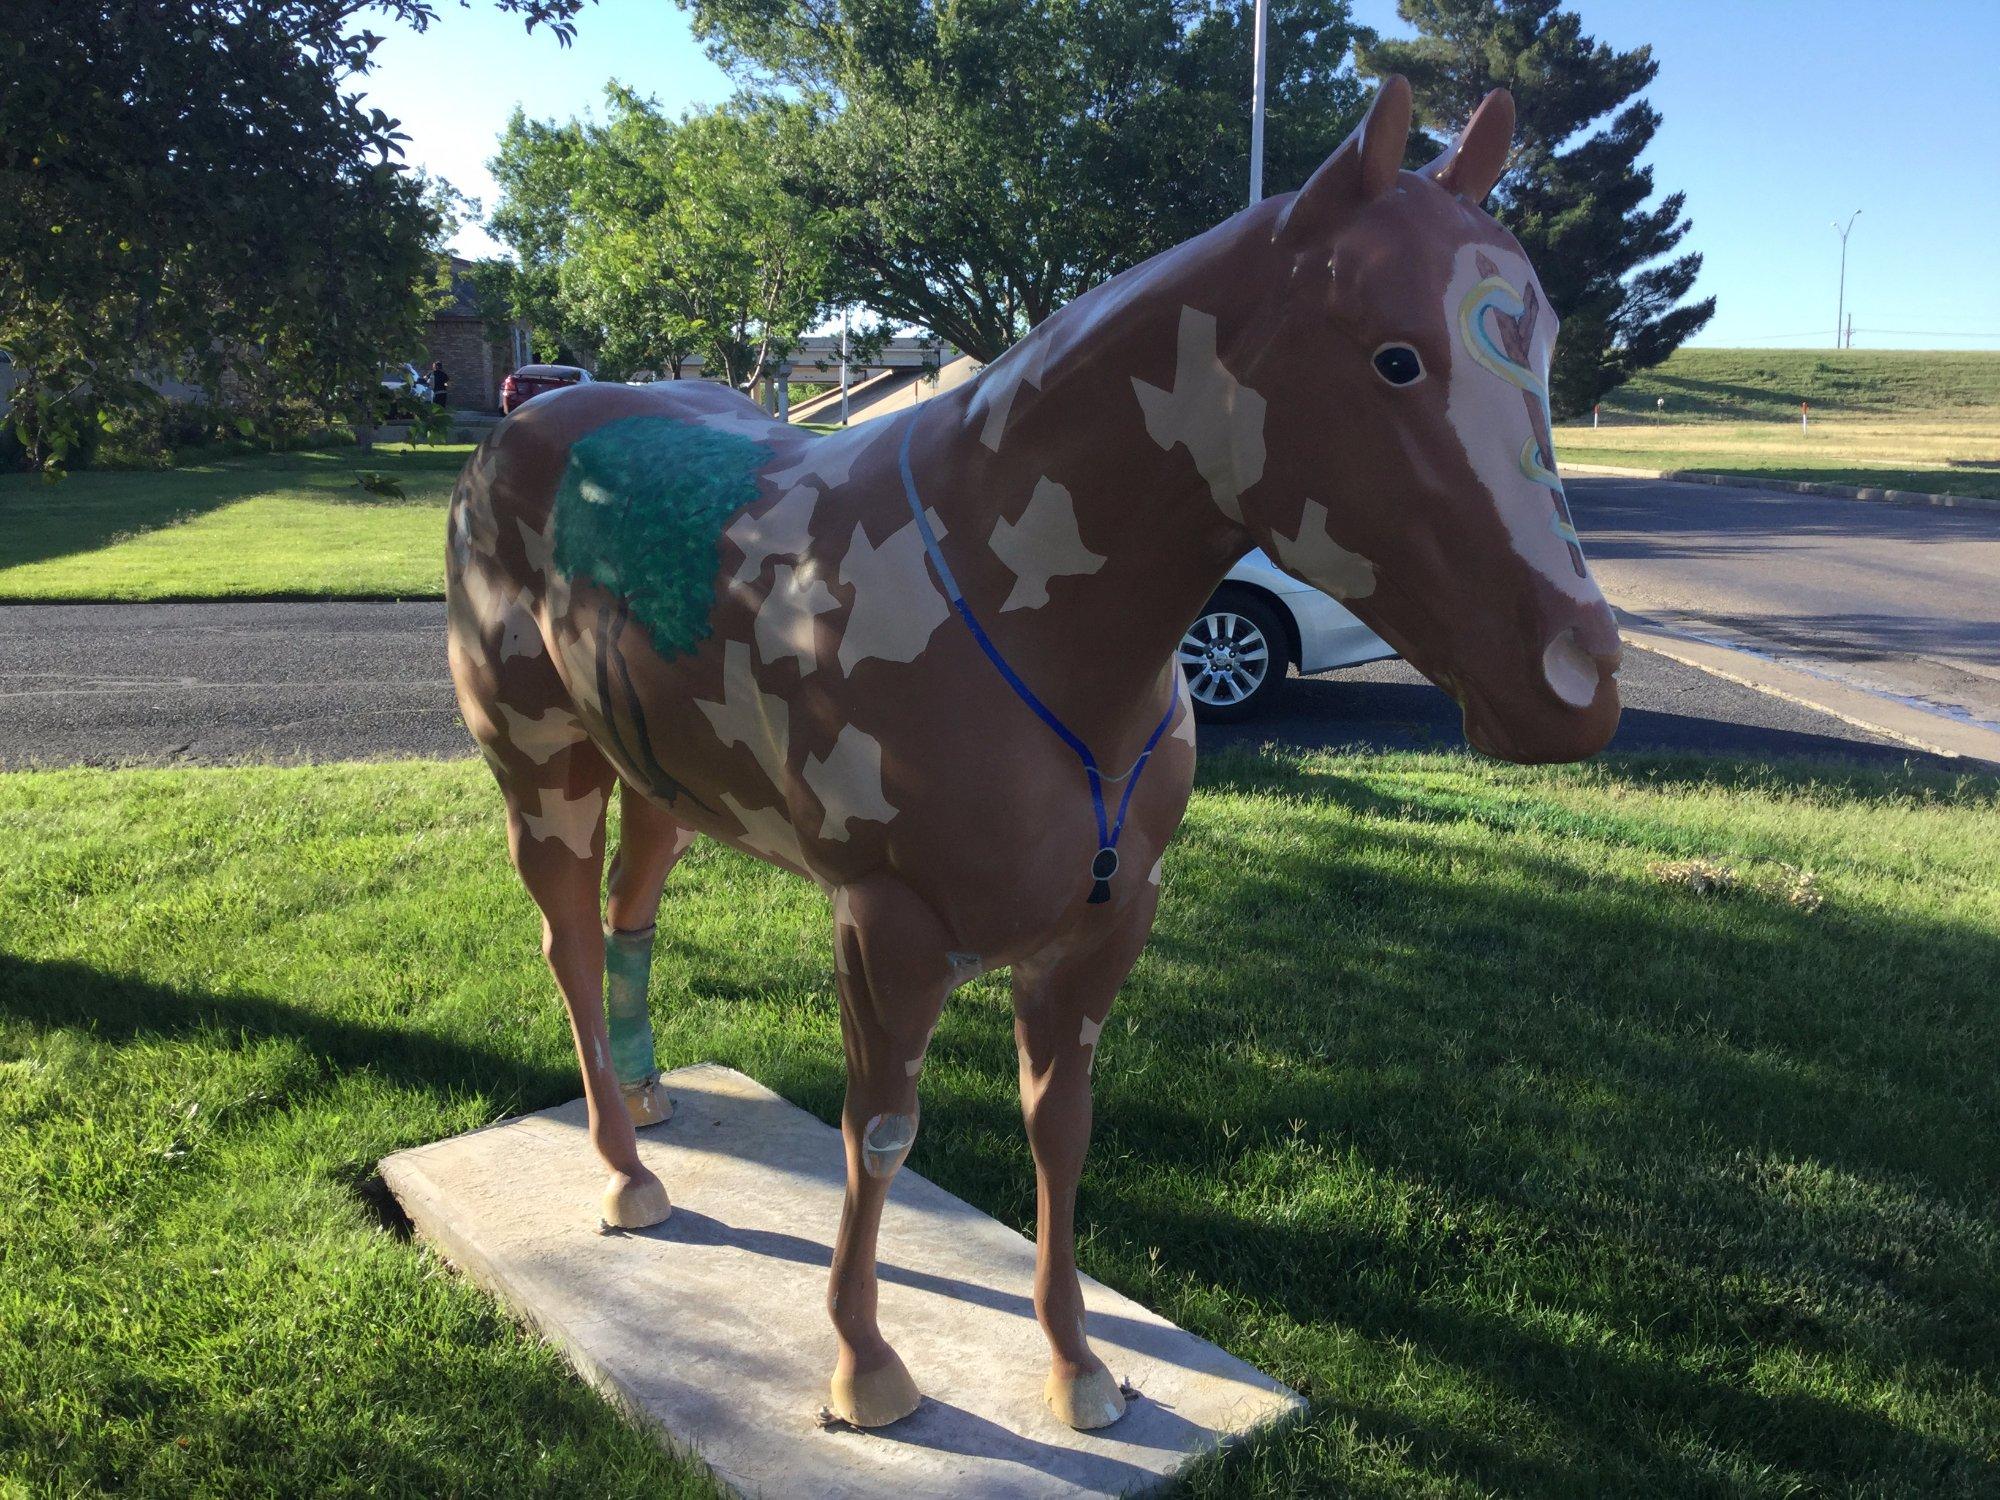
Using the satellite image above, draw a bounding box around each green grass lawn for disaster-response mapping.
[1558,348,2000,498]
[0,444,469,602]
[3,750,1997,1495]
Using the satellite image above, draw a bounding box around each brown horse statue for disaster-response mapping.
[445,75,1621,1431]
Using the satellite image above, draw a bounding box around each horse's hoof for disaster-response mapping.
[829,1353,921,1428]
[1045,1365,1127,1430]
[600,1169,670,1229]
[621,1076,673,1129]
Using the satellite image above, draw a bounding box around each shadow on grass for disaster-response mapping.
[0,446,468,574]
[0,949,576,1116]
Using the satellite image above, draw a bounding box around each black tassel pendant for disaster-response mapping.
[1087,847,1119,905]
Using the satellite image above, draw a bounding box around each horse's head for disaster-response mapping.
[1240,76,1621,763]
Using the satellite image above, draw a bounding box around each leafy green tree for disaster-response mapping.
[488,90,834,389]
[679,0,1370,360]
[1361,0,1713,416]
[0,0,588,471]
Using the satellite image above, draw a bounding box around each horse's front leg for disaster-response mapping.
[1012,904,1158,1429]
[824,877,954,1427]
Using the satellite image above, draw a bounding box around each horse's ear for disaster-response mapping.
[1277,74,1412,243]
[1421,88,1515,204]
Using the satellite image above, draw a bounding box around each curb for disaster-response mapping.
[1561,463,2000,513]
[1613,608,2000,770]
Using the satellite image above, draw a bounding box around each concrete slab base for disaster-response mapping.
[380,1063,1304,1498]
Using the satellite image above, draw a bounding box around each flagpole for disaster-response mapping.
[1248,0,1269,205]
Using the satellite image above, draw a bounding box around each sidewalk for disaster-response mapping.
[1561,462,2000,513]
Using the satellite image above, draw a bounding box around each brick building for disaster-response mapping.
[425,257,531,413]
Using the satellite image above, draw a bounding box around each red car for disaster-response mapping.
[500,363,593,414]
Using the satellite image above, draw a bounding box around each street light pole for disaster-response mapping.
[1832,209,1861,349]
[1248,0,1269,206]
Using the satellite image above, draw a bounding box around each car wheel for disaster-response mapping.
[1179,593,1290,722]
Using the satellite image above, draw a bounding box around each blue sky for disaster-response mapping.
[363,0,2000,349]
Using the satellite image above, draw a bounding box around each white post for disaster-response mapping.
[1248,0,1269,206]
[1592,403,1599,429]
[839,308,850,427]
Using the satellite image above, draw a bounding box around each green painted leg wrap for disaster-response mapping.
[604,922,658,1087]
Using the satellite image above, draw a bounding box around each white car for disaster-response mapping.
[1180,550,1395,721]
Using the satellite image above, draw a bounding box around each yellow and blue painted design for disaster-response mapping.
[1457,275,1587,576]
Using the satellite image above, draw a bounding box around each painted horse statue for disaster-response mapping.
[445,76,1621,1432]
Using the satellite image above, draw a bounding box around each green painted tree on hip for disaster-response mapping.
[488,90,835,389]
[1361,0,1715,419]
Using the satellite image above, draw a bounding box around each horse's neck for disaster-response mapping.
[905,226,1264,753]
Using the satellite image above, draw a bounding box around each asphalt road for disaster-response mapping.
[0,598,1958,772]
[1565,476,2000,732]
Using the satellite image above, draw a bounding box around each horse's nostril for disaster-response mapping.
[1543,627,1609,709]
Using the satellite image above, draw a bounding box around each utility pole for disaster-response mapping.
[838,307,850,427]
[1248,0,1269,205]
[1832,209,1861,350]
[1844,313,1854,350]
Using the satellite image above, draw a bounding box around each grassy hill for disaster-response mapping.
[1592,348,2000,423]
[1557,348,2000,497]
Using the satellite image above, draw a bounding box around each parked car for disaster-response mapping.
[380,362,433,415]
[501,363,593,414]
[1181,550,1395,722]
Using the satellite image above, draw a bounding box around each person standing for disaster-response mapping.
[429,360,450,407]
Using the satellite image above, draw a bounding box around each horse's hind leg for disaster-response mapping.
[480,726,671,1230]
[602,782,697,1129]
[824,877,954,1427]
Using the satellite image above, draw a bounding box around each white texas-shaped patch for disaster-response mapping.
[1269,498,1375,600]
[696,640,791,787]
[762,416,898,492]
[497,588,543,660]
[1131,306,1266,523]
[515,515,570,614]
[830,885,855,975]
[751,563,838,674]
[802,725,898,839]
[727,484,819,585]
[1079,1013,1105,1073]
[720,792,809,872]
[836,510,952,674]
[498,703,586,765]
[521,786,603,859]
[988,477,1106,612]
[693,407,782,440]
[451,494,499,563]
[969,330,1054,452]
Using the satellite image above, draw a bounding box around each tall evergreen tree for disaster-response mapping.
[1362,0,1713,416]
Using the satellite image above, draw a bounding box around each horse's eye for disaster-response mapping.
[1372,344,1424,385]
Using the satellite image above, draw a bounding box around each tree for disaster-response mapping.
[1360,0,1713,416]
[487,90,834,389]
[0,0,590,471]
[679,0,1371,361]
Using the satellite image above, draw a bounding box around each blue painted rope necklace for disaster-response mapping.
[898,421,1180,905]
